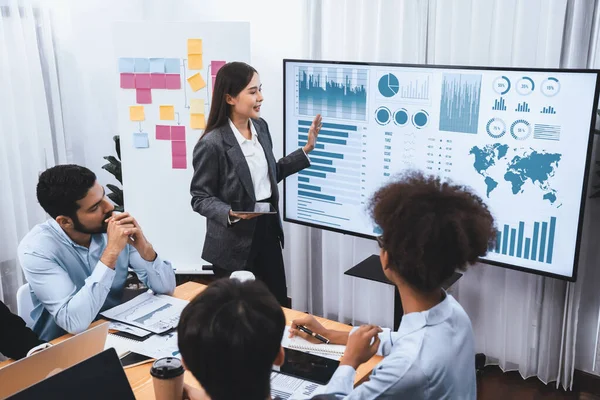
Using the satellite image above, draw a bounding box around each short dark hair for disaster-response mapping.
[177,279,285,400]
[203,62,258,135]
[370,171,495,292]
[36,164,97,219]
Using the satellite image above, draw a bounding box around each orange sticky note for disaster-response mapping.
[129,106,145,121]
[190,99,205,114]
[160,105,175,120]
[187,73,206,92]
[188,54,203,70]
[187,39,203,54]
[190,114,206,130]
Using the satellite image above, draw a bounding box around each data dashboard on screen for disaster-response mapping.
[283,60,599,280]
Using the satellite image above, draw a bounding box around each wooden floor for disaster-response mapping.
[478,367,600,400]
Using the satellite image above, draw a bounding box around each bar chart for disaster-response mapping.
[533,124,560,141]
[439,73,482,134]
[297,67,368,121]
[541,106,556,114]
[492,97,507,111]
[488,217,557,264]
[515,101,531,112]
[295,120,363,228]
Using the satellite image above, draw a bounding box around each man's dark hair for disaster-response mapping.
[177,279,286,400]
[36,165,97,219]
[370,171,496,292]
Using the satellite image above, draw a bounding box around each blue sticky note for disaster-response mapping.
[134,58,150,73]
[118,58,135,73]
[150,58,165,73]
[165,58,180,74]
[133,132,149,148]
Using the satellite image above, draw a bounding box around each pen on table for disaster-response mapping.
[297,325,330,344]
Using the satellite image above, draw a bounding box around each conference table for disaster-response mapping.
[1,282,383,399]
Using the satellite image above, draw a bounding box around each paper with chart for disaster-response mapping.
[133,331,181,360]
[270,372,326,400]
[101,292,188,334]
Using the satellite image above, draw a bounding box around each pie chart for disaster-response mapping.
[378,73,399,97]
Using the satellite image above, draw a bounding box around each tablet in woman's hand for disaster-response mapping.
[230,202,276,215]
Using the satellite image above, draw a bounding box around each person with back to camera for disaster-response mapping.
[190,61,322,306]
[290,171,496,399]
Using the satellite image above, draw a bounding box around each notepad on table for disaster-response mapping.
[104,333,140,358]
[281,326,346,360]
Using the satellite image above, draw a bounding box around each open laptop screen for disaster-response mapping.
[8,348,135,400]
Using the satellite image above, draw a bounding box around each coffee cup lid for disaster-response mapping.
[150,357,184,379]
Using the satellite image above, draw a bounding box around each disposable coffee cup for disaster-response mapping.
[150,357,185,400]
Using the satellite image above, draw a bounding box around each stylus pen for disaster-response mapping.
[297,325,330,344]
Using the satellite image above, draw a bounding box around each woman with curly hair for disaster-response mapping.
[290,171,496,399]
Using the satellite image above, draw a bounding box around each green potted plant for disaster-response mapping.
[102,135,124,211]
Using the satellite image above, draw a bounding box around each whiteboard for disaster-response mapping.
[113,22,251,273]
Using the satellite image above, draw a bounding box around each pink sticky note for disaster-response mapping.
[172,155,187,169]
[120,73,135,89]
[211,60,226,75]
[151,73,167,89]
[135,73,151,89]
[172,140,186,157]
[165,74,181,90]
[156,125,170,140]
[136,89,152,104]
[171,126,186,141]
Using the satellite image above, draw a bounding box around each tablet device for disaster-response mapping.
[275,348,340,385]
[231,202,277,214]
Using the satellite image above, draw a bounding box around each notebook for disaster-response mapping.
[281,326,346,360]
[104,333,153,368]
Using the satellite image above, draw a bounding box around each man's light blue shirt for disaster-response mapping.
[18,219,176,341]
[325,292,476,399]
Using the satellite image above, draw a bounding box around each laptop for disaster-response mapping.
[8,348,135,400]
[0,322,109,399]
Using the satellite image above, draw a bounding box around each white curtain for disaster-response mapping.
[296,0,600,389]
[0,0,67,311]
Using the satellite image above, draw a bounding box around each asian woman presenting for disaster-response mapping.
[190,62,322,305]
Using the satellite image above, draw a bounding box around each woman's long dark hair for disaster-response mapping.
[203,62,257,136]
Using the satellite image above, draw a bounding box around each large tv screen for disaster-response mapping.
[283,59,600,281]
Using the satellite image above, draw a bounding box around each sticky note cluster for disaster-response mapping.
[118,57,181,104]
[187,39,203,70]
[155,125,187,169]
[190,99,206,130]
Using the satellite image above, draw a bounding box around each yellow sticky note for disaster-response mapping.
[160,105,175,120]
[129,106,145,121]
[190,114,206,130]
[187,73,206,92]
[190,99,205,114]
[188,54,203,70]
[187,39,203,54]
